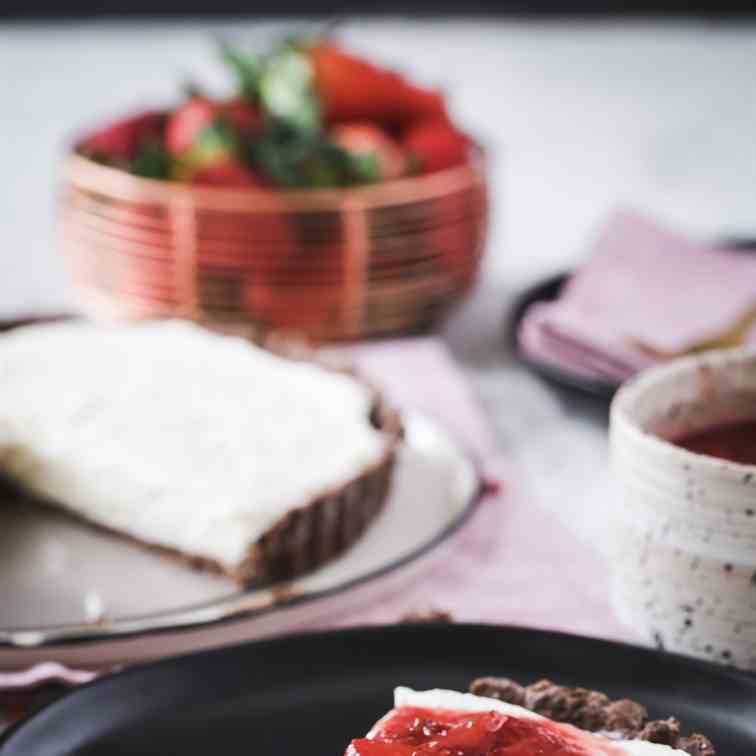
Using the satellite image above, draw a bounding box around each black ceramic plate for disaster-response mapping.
[2,624,756,755]
[510,238,756,401]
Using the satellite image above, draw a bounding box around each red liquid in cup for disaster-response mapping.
[676,420,756,466]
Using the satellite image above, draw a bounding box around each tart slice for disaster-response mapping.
[0,320,400,583]
[346,686,714,756]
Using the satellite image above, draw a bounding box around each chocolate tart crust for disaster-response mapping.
[233,397,402,583]
[469,677,715,755]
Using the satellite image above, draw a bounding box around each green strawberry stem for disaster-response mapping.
[131,141,173,179]
[219,40,263,101]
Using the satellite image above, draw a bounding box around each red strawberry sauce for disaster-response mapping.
[346,706,626,756]
[675,420,756,466]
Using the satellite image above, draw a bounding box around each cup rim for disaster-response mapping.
[610,345,756,475]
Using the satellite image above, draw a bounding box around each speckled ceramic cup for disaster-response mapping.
[610,347,756,670]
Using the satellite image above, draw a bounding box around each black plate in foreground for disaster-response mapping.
[2,624,755,755]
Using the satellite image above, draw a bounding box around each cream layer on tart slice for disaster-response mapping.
[0,321,393,577]
[345,687,688,755]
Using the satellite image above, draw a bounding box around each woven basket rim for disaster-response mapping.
[65,144,487,213]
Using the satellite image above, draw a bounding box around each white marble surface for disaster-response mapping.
[1,17,755,547]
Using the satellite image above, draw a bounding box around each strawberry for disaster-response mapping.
[172,121,235,179]
[166,96,262,157]
[221,97,262,134]
[329,122,407,181]
[165,97,217,156]
[402,119,470,174]
[191,156,262,187]
[172,120,262,187]
[308,42,447,126]
[81,111,164,162]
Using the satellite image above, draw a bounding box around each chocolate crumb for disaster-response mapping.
[639,717,680,745]
[468,677,715,755]
[604,699,647,734]
[679,734,717,755]
[524,680,612,731]
[470,677,526,706]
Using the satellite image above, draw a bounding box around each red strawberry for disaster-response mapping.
[191,156,262,187]
[166,96,262,157]
[165,97,217,156]
[309,42,447,126]
[81,111,164,161]
[402,119,470,174]
[330,122,407,181]
[221,97,262,134]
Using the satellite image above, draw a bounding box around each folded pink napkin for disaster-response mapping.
[519,211,756,382]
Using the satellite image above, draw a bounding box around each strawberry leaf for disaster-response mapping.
[131,141,172,179]
[220,42,263,101]
[250,125,382,188]
[349,153,381,183]
[196,121,238,154]
[259,46,321,135]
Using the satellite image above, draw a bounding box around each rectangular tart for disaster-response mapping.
[0,320,400,583]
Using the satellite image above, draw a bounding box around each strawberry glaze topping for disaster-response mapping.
[346,706,627,756]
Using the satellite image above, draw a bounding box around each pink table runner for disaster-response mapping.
[330,337,631,637]
[0,337,632,722]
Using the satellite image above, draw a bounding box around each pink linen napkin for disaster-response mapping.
[519,211,756,382]
[0,337,629,713]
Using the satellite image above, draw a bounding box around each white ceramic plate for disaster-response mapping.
[0,412,481,669]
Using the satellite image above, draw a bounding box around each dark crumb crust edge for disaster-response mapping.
[469,677,716,756]
[114,392,402,585]
[232,396,402,583]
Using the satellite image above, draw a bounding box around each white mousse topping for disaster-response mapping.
[393,688,688,755]
[0,321,391,570]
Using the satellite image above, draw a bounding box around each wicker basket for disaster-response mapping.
[60,151,488,341]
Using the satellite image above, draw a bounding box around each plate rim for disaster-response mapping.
[3,622,756,752]
[0,411,485,649]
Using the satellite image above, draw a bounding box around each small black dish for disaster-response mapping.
[509,271,618,401]
[2,623,756,755]
[510,238,756,401]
